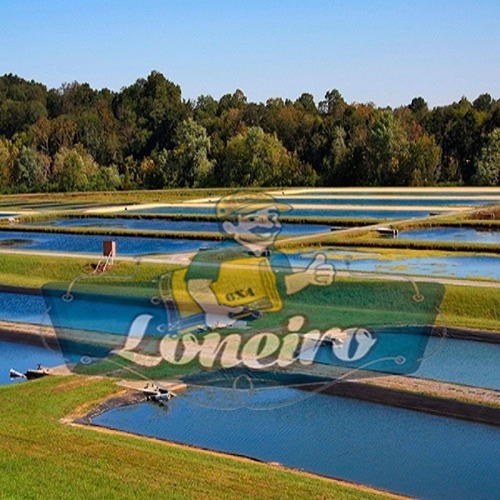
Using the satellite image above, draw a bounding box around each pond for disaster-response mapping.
[313,335,500,391]
[279,197,499,206]
[0,339,63,385]
[400,227,500,244]
[285,189,500,197]
[92,386,500,500]
[25,217,332,235]
[295,250,500,280]
[0,230,215,256]
[1,291,498,390]
[0,292,48,325]
[128,205,452,219]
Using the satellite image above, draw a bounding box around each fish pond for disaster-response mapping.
[93,386,500,500]
[277,196,499,206]
[127,205,453,219]
[295,249,500,280]
[0,340,63,385]
[0,230,215,256]
[400,227,500,245]
[1,290,498,390]
[25,217,332,235]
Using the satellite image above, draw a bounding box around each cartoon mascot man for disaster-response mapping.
[161,191,334,334]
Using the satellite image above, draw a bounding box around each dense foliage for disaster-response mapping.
[0,71,499,193]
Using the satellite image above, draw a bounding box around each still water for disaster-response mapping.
[0,230,215,255]
[295,250,500,280]
[279,197,497,206]
[128,205,451,219]
[25,217,332,235]
[0,340,63,385]
[286,190,500,197]
[400,227,500,244]
[1,291,498,390]
[93,387,500,500]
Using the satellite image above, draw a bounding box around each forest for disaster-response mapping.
[0,70,499,193]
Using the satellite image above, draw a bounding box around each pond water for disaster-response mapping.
[0,340,63,385]
[400,227,500,244]
[313,335,500,391]
[0,230,215,256]
[279,197,498,206]
[0,201,130,211]
[93,386,500,500]
[25,217,332,235]
[0,292,48,325]
[1,290,498,390]
[295,250,500,280]
[129,205,451,219]
[287,190,500,197]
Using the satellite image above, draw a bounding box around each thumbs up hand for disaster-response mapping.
[305,253,334,286]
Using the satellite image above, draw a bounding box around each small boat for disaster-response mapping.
[377,227,398,237]
[9,365,50,381]
[9,369,26,379]
[142,384,177,403]
[25,369,50,380]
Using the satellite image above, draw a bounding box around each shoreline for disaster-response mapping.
[1,317,498,345]
[300,379,500,427]
[2,319,499,426]
[69,402,407,500]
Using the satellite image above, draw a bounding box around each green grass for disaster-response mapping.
[0,376,393,500]
[287,237,500,254]
[438,285,500,331]
[0,187,248,208]
[1,223,225,241]
[10,211,379,228]
[0,252,499,331]
[0,253,174,289]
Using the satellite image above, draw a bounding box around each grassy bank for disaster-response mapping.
[10,211,380,227]
[0,187,244,209]
[0,223,225,241]
[0,252,499,330]
[0,376,393,499]
[0,253,173,288]
[278,236,500,254]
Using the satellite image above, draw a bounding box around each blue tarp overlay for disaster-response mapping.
[42,266,445,388]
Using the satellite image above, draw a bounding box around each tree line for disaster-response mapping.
[0,70,499,193]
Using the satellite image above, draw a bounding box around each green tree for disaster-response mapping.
[0,138,16,192]
[409,97,428,115]
[53,147,97,192]
[402,134,441,186]
[115,71,186,157]
[222,127,312,187]
[169,118,213,187]
[11,146,48,192]
[473,128,500,185]
[319,89,346,119]
[90,165,121,191]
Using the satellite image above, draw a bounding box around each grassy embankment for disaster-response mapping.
[276,205,500,252]
[7,210,379,227]
[0,187,247,209]
[0,376,394,500]
[0,253,498,332]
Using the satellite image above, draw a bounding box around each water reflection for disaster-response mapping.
[93,386,500,500]
[26,217,332,235]
[400,227,500,244]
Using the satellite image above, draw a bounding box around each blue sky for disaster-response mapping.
[1,0,499,107]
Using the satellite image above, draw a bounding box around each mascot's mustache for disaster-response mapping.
[249,225,281,235]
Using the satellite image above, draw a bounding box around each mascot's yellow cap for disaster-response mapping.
[216,191,292,220]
